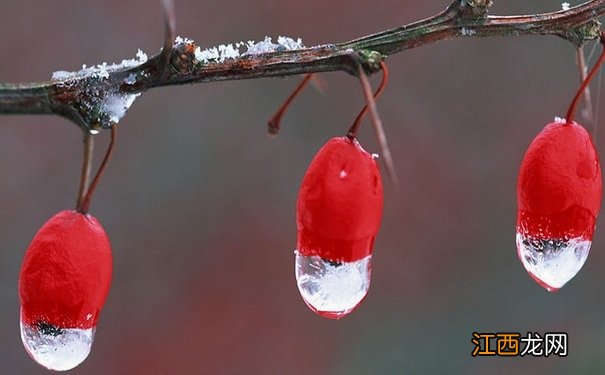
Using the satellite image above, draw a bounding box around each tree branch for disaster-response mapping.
[1,0,604,132]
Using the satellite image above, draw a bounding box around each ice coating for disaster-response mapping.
[295,251,370,319]
[101,91,140,123]
[516,233,590,291]
[20,317,95,371]
[50,49,147,129]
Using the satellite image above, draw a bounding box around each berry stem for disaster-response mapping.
[566,31,605,124]
[355,62,398,185]
[267,73,314,135]
[76,132,94,211]
[78,126,117,214]
[347,62,389,139]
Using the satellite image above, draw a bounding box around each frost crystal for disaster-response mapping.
[193,35,305,63]
[194,46,219,62]
[277,36,304,50]
[554,116,566,123]
[461,27,477,36]
[51,49,148,82]
[174,36,195,45]
[561,2,571,11]
[218,44,240,60]
[243,37,279,55]
[124,73,137,85]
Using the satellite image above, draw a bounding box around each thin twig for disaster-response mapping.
[575,46,594,127]
[160,0,176,75]
[347,63,389,139]
[566,31,605,124]
[357,62,398,185]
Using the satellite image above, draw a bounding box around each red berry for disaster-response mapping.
[295,137,383,319]
[516,121,602,291]
[18,210,112,370]
[297,137,383,262]
[19,210,113,328]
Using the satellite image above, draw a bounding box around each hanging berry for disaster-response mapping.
[18,128,117,371]
[19,210,112,371]
[516,120,602,291]
[516,32,605,292]
[295,136,383,318]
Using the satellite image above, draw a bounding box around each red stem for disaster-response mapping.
[78,126,117,213]
[76,133,94,211]
[268,74,314,135]
[566,31,605,124]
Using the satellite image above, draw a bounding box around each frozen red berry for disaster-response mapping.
[19,210,112,371]
[295,137,383,318]
[516,120,602,291]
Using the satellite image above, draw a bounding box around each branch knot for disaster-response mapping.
[457,0,493,20]
[358,50,384,75]
[560,19,602,46]
[170,41,198,74]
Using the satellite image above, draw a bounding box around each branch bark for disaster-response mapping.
[1,0,604,132]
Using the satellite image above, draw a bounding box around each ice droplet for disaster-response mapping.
[295,251,370,319]
[20,314,95,371]
[516,232,590,292]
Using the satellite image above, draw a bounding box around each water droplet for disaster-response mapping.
[20,313,95,371]
[294,251,371,319]
[516,232,591,292]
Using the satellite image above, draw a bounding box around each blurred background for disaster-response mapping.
[1,0,605,373]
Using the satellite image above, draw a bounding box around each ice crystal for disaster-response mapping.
[243,37,279,55]
[461,27,477,36]
[277,36,304,50]
[51,49,148,82]
[561,2,571,11]
[193,35,304,63]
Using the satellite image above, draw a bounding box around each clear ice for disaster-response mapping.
[101,92,140,123]
[516,233,591,292]
[295,251,371,319]
[20,314,95,371]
